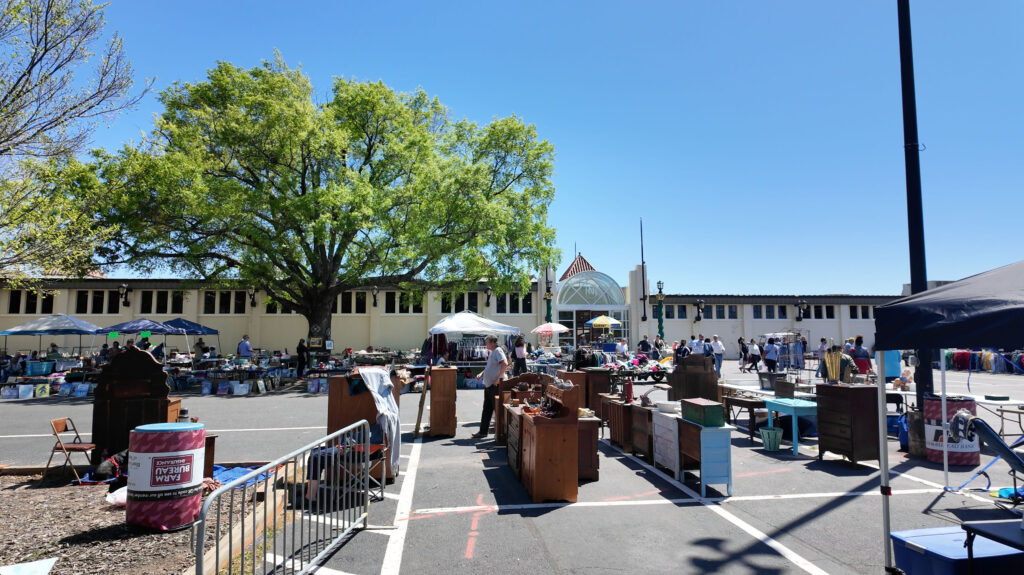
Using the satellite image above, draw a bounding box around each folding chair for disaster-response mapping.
[352,423,389,502]
[952,410,1024,512]
[44,418,95,482]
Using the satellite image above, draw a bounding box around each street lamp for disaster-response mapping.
[247,287,257,307]
[694,299,704,322]
[371,285,379,307]
[118,283,131,307]
[656,281,665,339]
[484,286,492,307]
[795,299,808,321]
[544,267,554,323]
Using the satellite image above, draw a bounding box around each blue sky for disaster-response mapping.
[91,1,1023,296]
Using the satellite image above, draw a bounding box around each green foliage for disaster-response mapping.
[87,55,558,330]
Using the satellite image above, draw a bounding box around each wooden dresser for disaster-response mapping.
[678,419,734,497]
[506,404,524,480]
[578,416,600,481]
[816,384,879,464]
[429,367,457,437]
[521,385,580,503]
[652,411,680,478]
[607,399,633,449]
[580,367,612,415]
[668,355,720,402]
[631,404,655,461]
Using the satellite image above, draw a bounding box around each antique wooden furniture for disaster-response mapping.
[678,419,734,497]
[631,404,655,461]
[816,384,880,463]
[326,371,402,478]
[580,367,612,414]
[724,395,766,442]
[521,384,580,503]
[765,398,818,457]
[497,374,546,445]
[556,369,586,391]
[429,367,458,437]
[607,399,633,449]
[598,393,619,432]
[578,416,600,481]
[91,348,179,464]
[506,404,524,480]
[668,354,720,402]
[652,411,679,478]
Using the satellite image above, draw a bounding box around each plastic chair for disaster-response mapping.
[44,418,95,481]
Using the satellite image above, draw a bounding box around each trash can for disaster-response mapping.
[127,422,206,531]
[760,426,783,451]
[924,396,980,466]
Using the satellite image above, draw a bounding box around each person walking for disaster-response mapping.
[816,337,827,378]
[737,337,749,372]
[237,334,253,359]
[512,335,527,376]
[711,335,726,377]
[746,338,761,372]
[763,337,780,373]
[472,335,508,439]
[296,338,309,378]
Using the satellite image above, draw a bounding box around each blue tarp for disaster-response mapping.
[164,318,219,335]
[97,318,185,335]
[212,464,274,488]
[0,314,101,335]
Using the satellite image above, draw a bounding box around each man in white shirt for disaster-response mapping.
[711,335,726,377]
[473,335,508,439]
[688,336,700,353]
[615,339,627,355]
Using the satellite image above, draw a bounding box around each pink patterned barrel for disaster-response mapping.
[924,396,979,466]
[127,422,206,531]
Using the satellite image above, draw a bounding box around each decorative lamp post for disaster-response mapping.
[544,287,553,323]
[247,287,257,307]
[656,281,665,340]
[795,299,807,321]
[118,283,131,307]
[695,299,704,322]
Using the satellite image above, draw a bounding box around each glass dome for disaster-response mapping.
[556,271,625,306]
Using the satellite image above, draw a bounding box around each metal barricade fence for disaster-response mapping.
[193,420,372,575]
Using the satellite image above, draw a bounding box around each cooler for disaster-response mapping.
[891,526,1024,575]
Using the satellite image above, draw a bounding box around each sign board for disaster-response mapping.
[309,337,323,349]
[140,330,151,338]
[108,331,119,339]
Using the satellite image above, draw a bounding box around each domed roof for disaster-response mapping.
[556,271,625,306]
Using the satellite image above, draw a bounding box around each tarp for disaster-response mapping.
[0,314,101,335]
[97,318,186,335]
[164,318,220,335]
[874,259,1024,350]
[428,311,520,336]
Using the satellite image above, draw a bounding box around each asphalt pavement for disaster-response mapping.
[3,360,1023,574]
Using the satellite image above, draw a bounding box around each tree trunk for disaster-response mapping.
[303,299,333,358]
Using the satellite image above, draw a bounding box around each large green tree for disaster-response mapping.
[88,56,557,343]
[0,0,144,285]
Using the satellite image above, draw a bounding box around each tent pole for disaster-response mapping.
[941,347,949,489]
[875,351,893,570]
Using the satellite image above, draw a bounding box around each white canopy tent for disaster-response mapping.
[428,311,520,337]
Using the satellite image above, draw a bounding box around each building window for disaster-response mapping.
[813,305,823,319]
[441,293,452,314]
[850,305,859,319]
[825,305,835,319]
[140,290,153,314]
[716,305,725,319]
[205,290,249,314]
[703,304,712,319]
[341,292,353,314]
[765,305,775,320]
[522,293,532,314]
[92,290,105,315]
[727,305,737,319]
[387,292,422,314]
[139,290,175,315]
[7,290,22,314]
[454,293,465,312]
[355,292,367,314]
[40,293,53,314]
[233,291,246,314]
[778,305,787,319]
[496,295,507,314]
[204,291,216,314]
[496,293,532,315]
[266,301,279,314]
[665,305,674,319]
[171,292,183,314]
[861,305,871,319]
[385,291,397,313]
[107,290,120,314]
[677,305,687,319]
[753,305,762,319]
[467,292,478,313]
[23,291,37,314]
[76,290,88,314]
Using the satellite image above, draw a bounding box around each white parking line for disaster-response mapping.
[265,553,354,575]
[380,435,422,575]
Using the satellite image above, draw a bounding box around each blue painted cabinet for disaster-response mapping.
[678,419,734,497]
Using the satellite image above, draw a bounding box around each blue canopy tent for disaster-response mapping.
[98,319,189,361]
[164,318,221,354]
[0,314,102,356]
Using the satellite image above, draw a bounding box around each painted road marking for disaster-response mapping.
[380,433,422,575]
[265,553,354,575]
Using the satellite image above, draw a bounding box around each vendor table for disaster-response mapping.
[961,520,1024,574]
[764,398,818,456]
[997,405,1024,439]
[724,395,766,442]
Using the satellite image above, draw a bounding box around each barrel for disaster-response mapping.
[923,396,979,466]
[127,422,206,531]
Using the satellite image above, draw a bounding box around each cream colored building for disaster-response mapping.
[0,255,899,355]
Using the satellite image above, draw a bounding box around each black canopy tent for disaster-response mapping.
[873,259,1024,571]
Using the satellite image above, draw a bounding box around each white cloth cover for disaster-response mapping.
[358,367,401,473]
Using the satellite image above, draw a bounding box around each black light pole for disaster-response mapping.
[639,218,648,322]
[897,0,932,406]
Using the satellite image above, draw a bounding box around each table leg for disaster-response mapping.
[767,409,774,430]
[966,531,975,575]
[791,414,800,456]
[747,407,756,441]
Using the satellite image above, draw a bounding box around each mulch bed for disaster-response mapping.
[0,471,259,575]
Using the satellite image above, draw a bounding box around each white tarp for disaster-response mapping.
[428,311,520,337]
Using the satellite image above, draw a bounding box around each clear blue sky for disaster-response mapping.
[91,1,1023,296]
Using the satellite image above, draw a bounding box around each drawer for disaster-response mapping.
[818,421,852,440]
[815,396,848,414]
[818,408,851,426]
[820,435,853,453]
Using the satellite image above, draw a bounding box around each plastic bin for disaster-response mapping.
[891,526,1024,575]
[759,426,782,451]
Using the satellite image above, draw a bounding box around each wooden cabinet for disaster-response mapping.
[678,419,734,497]
[429,368,457,437]
[581,368,612,414]
[652,412,680,478]
[556,370,586,391]
[506,405,523,480]
[519,384,580,503]
[816,384,879,464]
[608,400,633,448]
[578,416,600,481]
[598,393,619,429]
[668,355,719,402]
[631,405,655,461]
